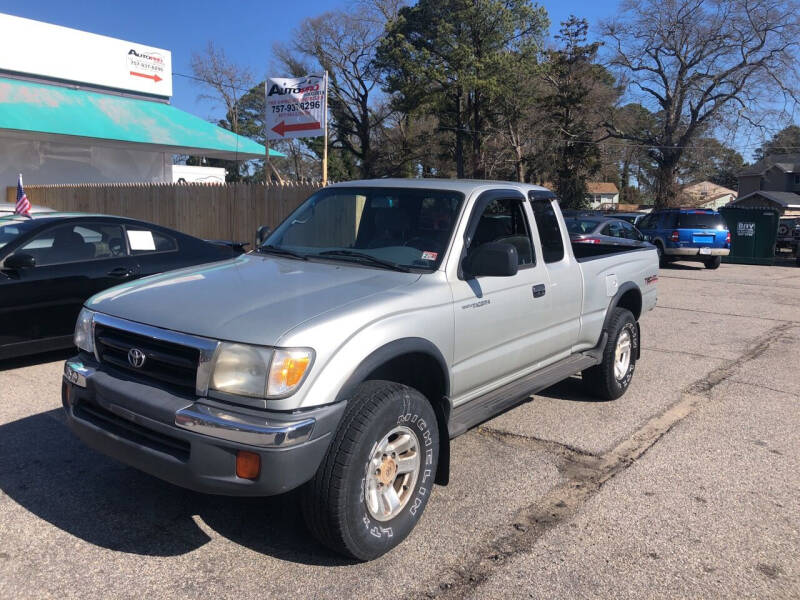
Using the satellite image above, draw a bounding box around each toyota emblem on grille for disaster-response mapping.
[127,347,146,368]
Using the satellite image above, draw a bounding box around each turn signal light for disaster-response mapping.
[267,349,313,396]
[236,450,261,480]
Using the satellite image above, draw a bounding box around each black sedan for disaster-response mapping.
[0,213,243,360]
[565,217,650,247]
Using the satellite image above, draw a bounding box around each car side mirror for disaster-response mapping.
[4,252,36,270]
[256,225,272,247]
[463,242,518,278]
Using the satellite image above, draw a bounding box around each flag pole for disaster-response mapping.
[322,70,329,186]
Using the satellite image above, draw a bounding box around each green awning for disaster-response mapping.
[0,77,284,159]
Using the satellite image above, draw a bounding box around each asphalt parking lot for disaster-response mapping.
[1,263,798,599]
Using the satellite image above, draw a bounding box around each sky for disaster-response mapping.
[1,0,614,120]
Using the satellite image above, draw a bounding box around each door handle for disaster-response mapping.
[532,284,546,298]
[107,266,133,279]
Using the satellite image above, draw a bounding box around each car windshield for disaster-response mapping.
[566,219,601,234]
[0,218,40,251]
[262,187,465,271]
[678,212,726,230]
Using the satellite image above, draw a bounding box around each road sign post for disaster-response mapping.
[265,74,328,183]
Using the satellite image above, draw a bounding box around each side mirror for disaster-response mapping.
[4,253,36,270]
[256,225,272,247]
[463,242,518,278]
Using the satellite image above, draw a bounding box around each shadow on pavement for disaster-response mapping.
[0,409,352,566]
[0,349,74,372]
[661,262,703,270]
[537,376,615,403]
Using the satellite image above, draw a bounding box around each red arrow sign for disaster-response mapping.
[271,120,321,137]
[130,71,162,83]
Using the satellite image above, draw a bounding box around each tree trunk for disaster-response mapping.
[472,93,483,179]
[653,151,682,208]
[454,89,465,178]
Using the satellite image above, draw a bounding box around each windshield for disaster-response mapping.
[566,219,601,234]
[678,212,726,230]
[263,187,465,270]
[0,218,39,251]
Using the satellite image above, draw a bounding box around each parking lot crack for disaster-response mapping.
[407,321,793,600]
[655,304,796,323]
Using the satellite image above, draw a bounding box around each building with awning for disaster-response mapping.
[0,13,281,190]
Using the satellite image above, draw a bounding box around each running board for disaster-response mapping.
[448,352,600,438]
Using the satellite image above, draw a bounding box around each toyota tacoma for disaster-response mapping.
[62,179,658,560]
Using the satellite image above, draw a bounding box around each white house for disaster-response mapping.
[586,182,620,208]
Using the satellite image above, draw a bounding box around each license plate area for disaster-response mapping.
[699,247,712,255]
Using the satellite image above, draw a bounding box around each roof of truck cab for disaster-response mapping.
[327,178,552,194]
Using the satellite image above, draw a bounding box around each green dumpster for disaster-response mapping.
[718,207,780,265]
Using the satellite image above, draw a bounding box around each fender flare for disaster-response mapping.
[335,337,450,403]
[334,337,451,486]
[600,282,642,360]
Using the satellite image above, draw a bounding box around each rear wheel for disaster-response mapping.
[704,256,722,269]
[582,308,638,400]
[301,381,439,561]
[655,242,669,267]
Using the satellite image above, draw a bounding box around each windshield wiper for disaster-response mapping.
[315,250,411,272]
[257,245,309,260]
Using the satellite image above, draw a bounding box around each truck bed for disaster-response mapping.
[571,241,654,262]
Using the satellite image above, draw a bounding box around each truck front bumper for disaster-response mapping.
[62,357,344,496]
[664,247,730,257]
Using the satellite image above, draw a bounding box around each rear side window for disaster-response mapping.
[678,212,725,230]
[659,212,679,229]
[126,228,178,254]
[603,221,624,238]
[619,220,642,240]
[530,198,565,263]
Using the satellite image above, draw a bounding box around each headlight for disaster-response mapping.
[74,308,95,354]
[210,343,273,398]
[209,343,314,399]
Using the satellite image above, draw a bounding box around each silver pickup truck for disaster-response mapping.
[63,179,658,560]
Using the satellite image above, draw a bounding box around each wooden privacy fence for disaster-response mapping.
[6,182,323,242]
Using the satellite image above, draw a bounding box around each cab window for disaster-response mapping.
[469,198,535,266]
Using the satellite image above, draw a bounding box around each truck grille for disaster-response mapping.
[95,323,200,394]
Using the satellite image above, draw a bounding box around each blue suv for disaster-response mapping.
[637,208,730,269]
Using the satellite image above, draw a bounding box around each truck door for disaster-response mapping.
[449,190,554,399]
[528,195,583,352]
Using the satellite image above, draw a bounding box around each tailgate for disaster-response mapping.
[691,231,716,245]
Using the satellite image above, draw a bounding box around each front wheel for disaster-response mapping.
[301,381,439,561]
[582,308,638,400]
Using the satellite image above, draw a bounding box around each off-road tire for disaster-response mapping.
[582,307,638,400]
[301,381,439,561]
[704,256,722,269]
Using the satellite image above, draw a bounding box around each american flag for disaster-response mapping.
[15,174,31,218]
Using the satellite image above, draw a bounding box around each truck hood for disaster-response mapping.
[87,254,420,345]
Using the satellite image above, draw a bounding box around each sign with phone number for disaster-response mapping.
[265,75,326,140]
